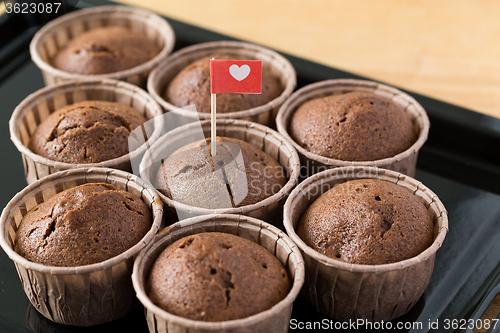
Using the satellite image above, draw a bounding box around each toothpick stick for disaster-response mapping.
[211,91,216,156]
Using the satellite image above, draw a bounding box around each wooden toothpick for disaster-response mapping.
[211,90,217,156]
[211,58,217,157]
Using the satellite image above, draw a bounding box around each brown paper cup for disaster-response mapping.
[9,79,164,184]
[139,118,300,226]
[132,214,305,333]
[30,5,175,88]
[276,79,430,177]
[147,40,296,127]
[0,167,164,326]
[283,166,448,322]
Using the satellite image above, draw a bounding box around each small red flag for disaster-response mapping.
[210,59,262,94]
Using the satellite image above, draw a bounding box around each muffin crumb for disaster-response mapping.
[15,183,151,266]
[147,232,290,321]
[155,136,287,209]
[297,179,434,265]
[290,92,417,161]
[165,54,282,113]
[53,26,159,75]
[29,100,146,164]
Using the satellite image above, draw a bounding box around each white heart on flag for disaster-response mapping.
[229,64,251,81]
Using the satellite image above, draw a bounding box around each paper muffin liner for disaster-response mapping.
[283,166,448,322]
[139,118,300,227]
[30,5,175,88]
[276,79,430,177]
[147,40,297,127]
[0,167,164,326]
[132,214,305,333]
[9,78,164,184]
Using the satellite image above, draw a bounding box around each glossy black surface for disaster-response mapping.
[1,1,500,332]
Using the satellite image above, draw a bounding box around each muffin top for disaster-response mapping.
[297,179,434,265]
[52,26,160,75]
[155,136,287,209]
[15,183,151,267]
[164,54,282,113]
[147,232,290,321]
[289,92,417,161]
[29,100,146,164]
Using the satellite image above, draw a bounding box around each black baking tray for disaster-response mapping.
[1,1,500,332]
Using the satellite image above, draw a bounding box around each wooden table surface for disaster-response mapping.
[113,0,500,120]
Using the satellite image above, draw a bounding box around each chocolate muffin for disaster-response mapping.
[155,136,287,209]
[146,232,290,321]
[289,92,417,161]
[29,100,147,164]
[164,54,282,113]
[14,183,151,267]
[52,26,160,75]
[297,178,434,265]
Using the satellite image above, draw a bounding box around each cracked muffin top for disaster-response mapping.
[297,179,434,265]
[164,54,283,113]
[28,100,147,164]
[154,136,287,209]
[52,26,160,75]
[14,183,151,267]
[146,232,290,321]
[289,92,417,161]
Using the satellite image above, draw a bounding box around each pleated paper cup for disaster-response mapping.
[139,118,300,226]
[276,79,430,177]
[9,79,164,184]
[132,214,305,333]
[147,40,296,127]
[30,5,175,88]
[283,166,448,322]
[0,167,164,326]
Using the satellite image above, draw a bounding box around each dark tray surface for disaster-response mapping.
[1,1,500,332]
